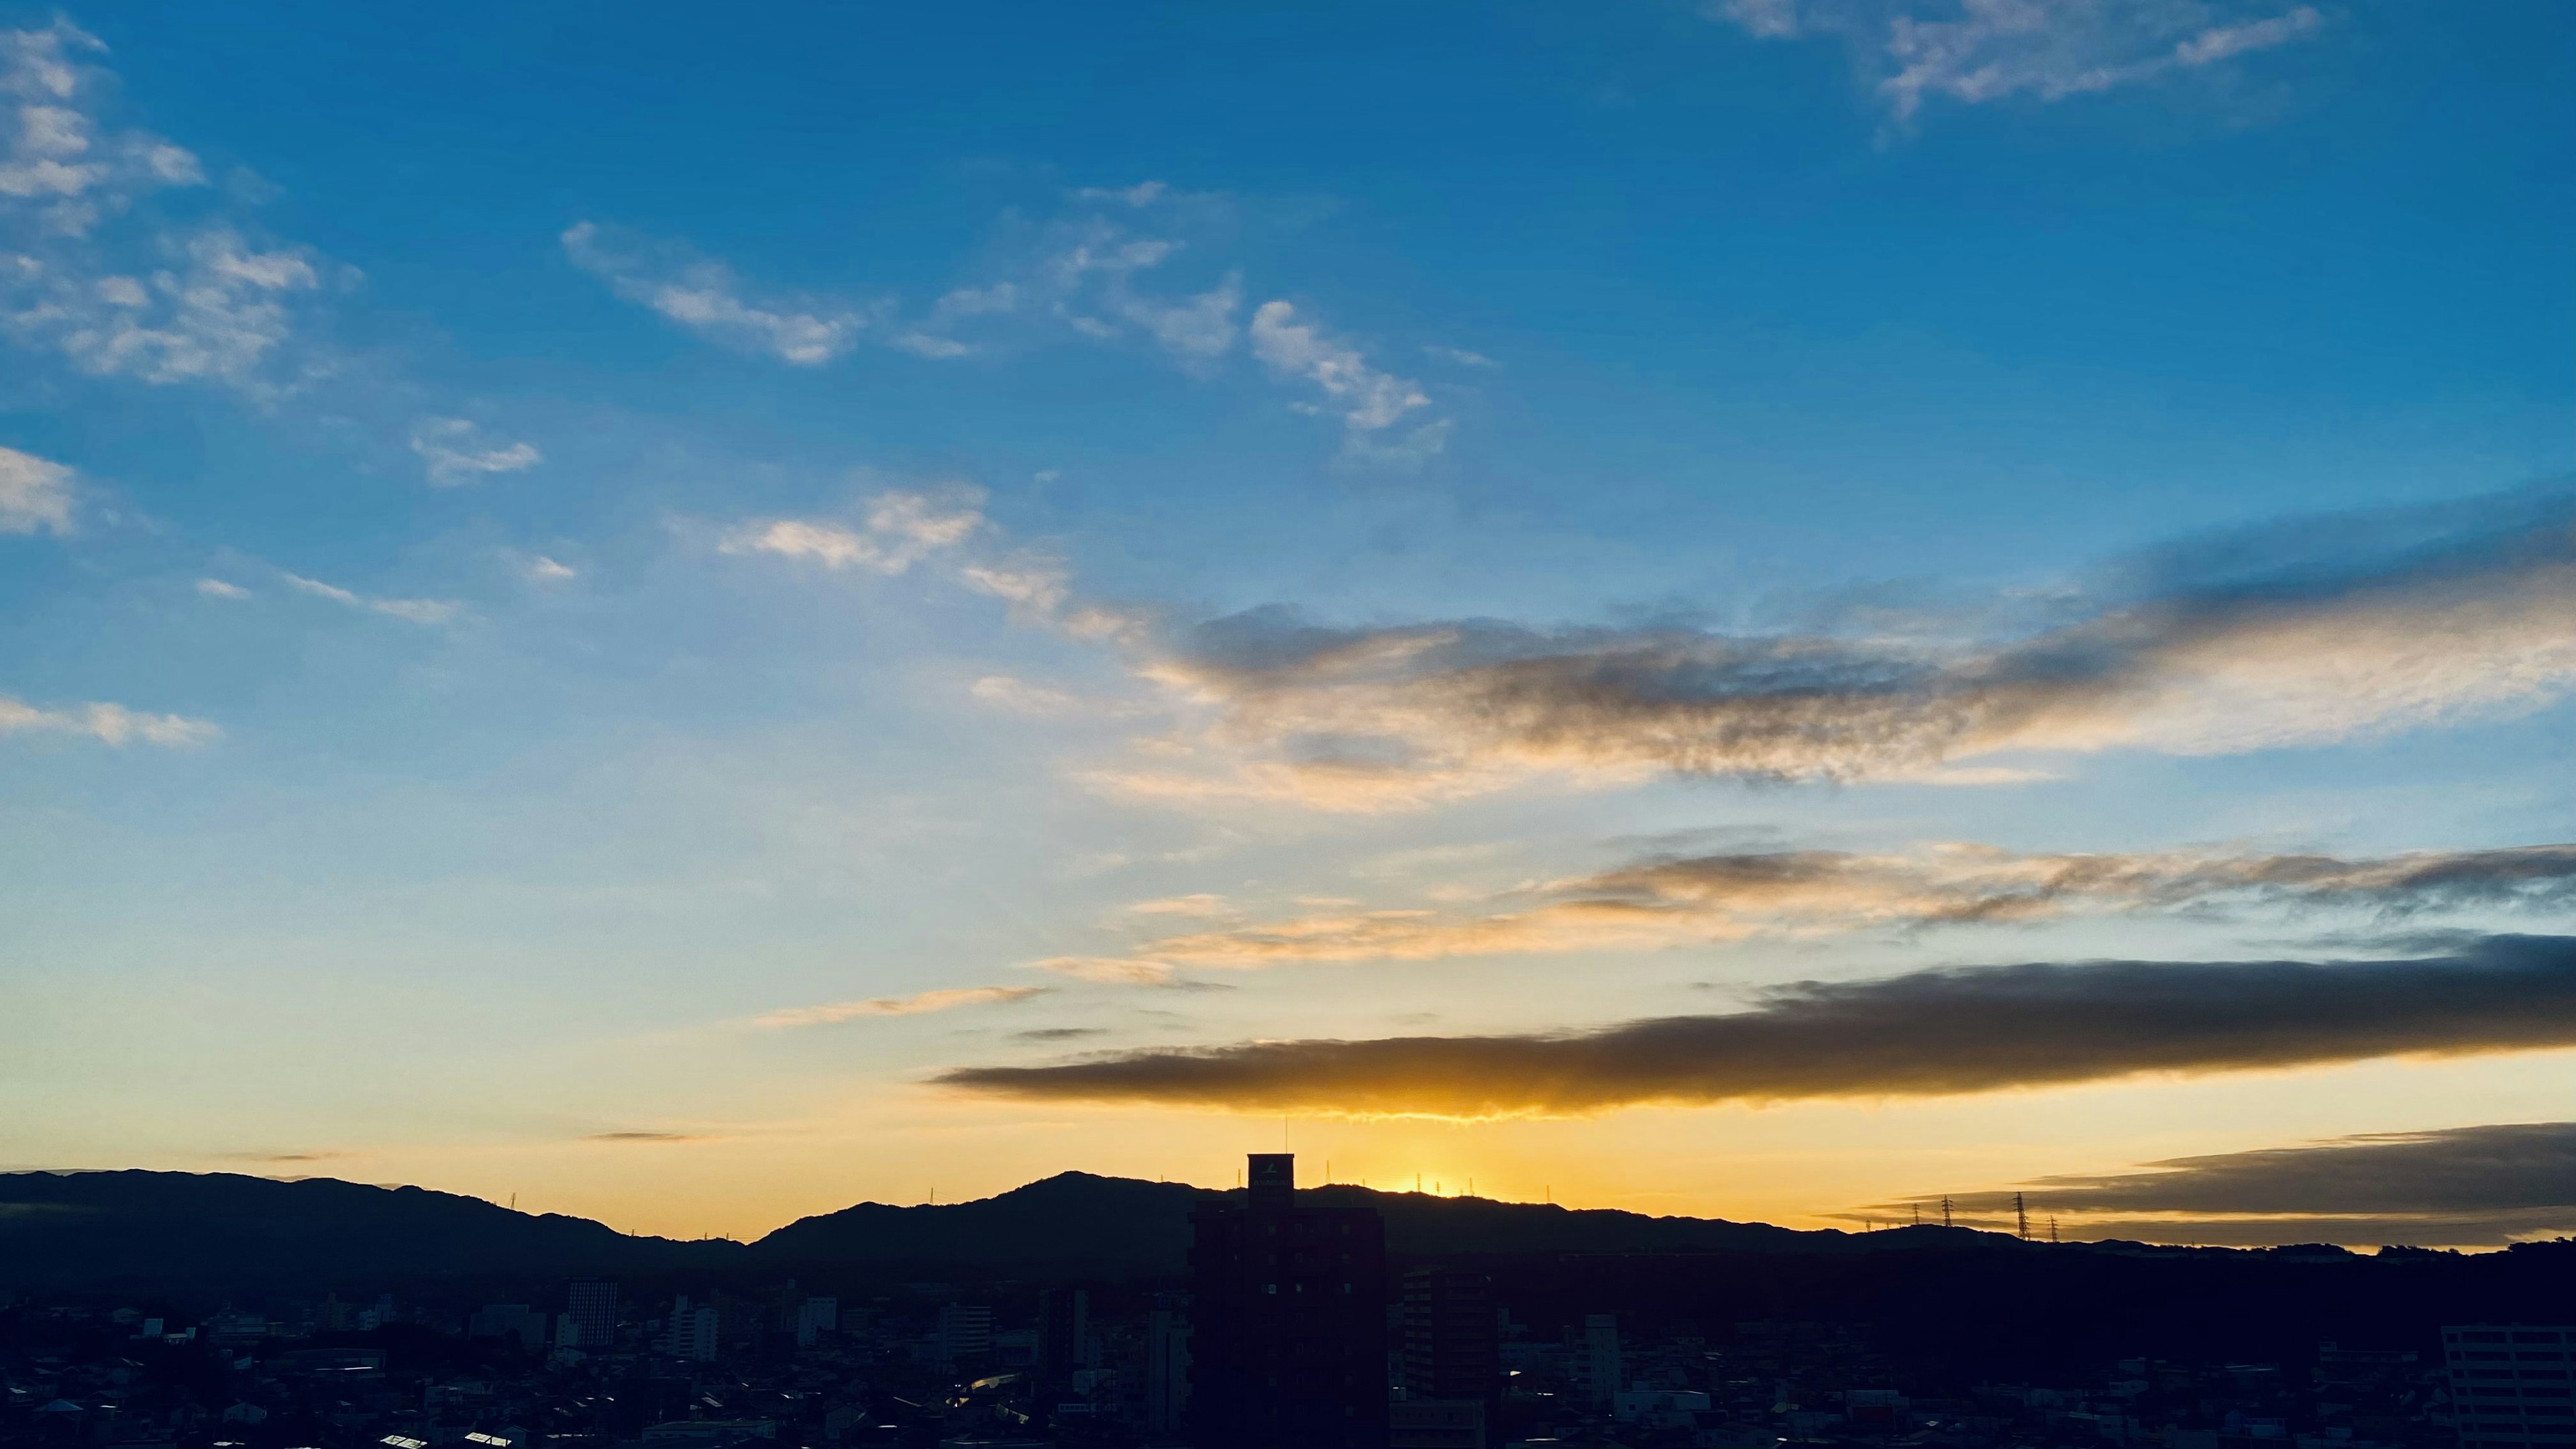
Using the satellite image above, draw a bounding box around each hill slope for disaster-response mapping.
[0,1167,2019,1289]
[0,1170,737,1288]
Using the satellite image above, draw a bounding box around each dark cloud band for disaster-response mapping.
[1880,1120,2576,1248]
[938,935,2576,1117]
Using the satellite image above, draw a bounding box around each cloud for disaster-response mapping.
[1126,893,1232,918]
[1108,840,2576,969]
[0,25,330,400]
[0,444,74,533]
[1878,1121,2576,1248]
[1711,0,2326,121]
[1104,486,2576,808]
[523,555,576,583]
[971,674,1087,716]
[721,488,984,576]
[282,572,458,625]
[0,23,202,235]
[562,221,873,365]
[1014,1026,1112,1042]
[585,1130,711,1143]
[1250,300,1447,463]
[214,1150,346,1163]
[0,693,218,748]
[937,934,2576,1118]
[409,417,540,487]
[751,985,1049,1028]
[196,578,249,598]
[1423,344,1497,368]
[1026,955,1184,986]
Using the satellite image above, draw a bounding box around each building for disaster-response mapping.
[1580,1314,1622,1407]
[938,1303,994,1365]
[565,1278,619,1350]
[1145,1305,1191,1436]
[467,1304,549,1352]
[664,1297,719,1361]
[1390,1399,1487,1449]
[794,1296,837,1348]
[1188,1152,1388,1449]
[2446,1325,2576,1449]
[1401,1267,1499,1448]
[1039,1287,1091,1403]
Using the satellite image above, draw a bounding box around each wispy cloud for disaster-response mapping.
[585,1130,714,1143]
[1250,301,1447,464]
[409,417,540,487]
[0,21,350,404]
[0,444,76,534]
[1026,956,1186,987]
[562,221,874,365]
[0,693,217,747]
[939,934,2576,1118]
[1095,840,2576,969]
[1712,0,2326,122]
[1095,486,2576,810]
[752,985,1049,1028]
[565,190,1445,464]
[1423,344,1497,368]
[282,572,458,625]
[720,488,985,575]
[1874,1121,2576,1248]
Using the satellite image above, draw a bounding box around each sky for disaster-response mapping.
[1,0,2571,1248]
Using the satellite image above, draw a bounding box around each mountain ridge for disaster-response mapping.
[0,1165,2161,1289]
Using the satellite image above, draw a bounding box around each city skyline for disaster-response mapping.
[2,1,2571,1247]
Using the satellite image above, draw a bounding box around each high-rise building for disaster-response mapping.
[794,1296,837,1348]
[1039,1288,1091,1403]
[664,1297,718,1362]
[2446,1325,2576,1449]
[1145,1304,1191,1436]
[1580,1314,1623,1407]
[938,1303,994,1366]
[565,1279,619,1350]
[1401,1268,1499,1448]
[1188,1152,1387,1449]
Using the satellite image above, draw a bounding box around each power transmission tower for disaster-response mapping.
[2049,1214,2060,1244]
[1940,1195,1953,1228]
[2015,1192,2029,1240]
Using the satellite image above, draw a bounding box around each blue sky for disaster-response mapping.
[2,0,2572,1243]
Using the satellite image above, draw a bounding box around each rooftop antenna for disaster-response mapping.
[2015,1192,2029,1240]
[1940,1195,1953,1228]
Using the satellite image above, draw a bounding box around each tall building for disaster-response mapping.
[564,1279,619,1350]
[1188,1152,1388,1449]
[1145,1305,1191,1436]
[2446,1325,2576,1449]
[1580,1314,1623,1407]
[664,1297,718,1361]
[1401,1268,1499,1448]
[1039,1288,1091,1403]
[938,1303,994,1366]
[794,1296,837,1348]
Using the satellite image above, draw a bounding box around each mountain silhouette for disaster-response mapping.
[0,1167,2010,1289]
[0,1169,739,1288]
